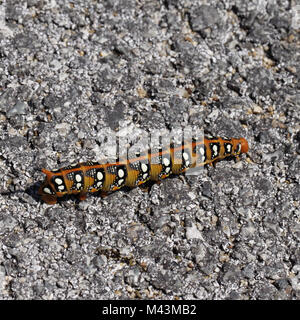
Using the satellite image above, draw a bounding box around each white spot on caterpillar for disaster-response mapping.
[163,157,170,167]
[183,152,190,166]
[43,187,52,194]
[183,152,189,160]
[165,167,171,173]
[118,178,124,185]
[199,147,205,155]
[58,185,65,191]
[118,169,125,178]
[226,144,232,153]
[97,181,102,188]
[142,173,148,179]
[97,171,103,180]
[76,183,82,189]
[55,177,63,185]
[75,174,82,182]
[212,144,218,157]
[141,163,148,172]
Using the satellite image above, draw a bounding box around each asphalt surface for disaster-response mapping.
[0,0,299,299]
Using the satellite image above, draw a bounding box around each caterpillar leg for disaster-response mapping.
[41,194,57,205]
[208,161,217,167]
[100,191,109,198]
[138,184,151,193]
[138,180,159,193]
[77,192,87,201]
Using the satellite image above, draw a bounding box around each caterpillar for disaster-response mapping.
[38,136,249,204]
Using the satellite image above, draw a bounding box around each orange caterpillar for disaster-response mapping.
[38,136,249,204]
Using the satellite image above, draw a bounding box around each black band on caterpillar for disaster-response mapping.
[38,136,249,204]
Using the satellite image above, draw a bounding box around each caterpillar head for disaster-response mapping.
[240,137,249,154]
[233,137,249,155]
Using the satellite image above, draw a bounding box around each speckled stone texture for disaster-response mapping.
[0,0,299,300]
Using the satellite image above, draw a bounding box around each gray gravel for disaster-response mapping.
[0,0,299,300]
